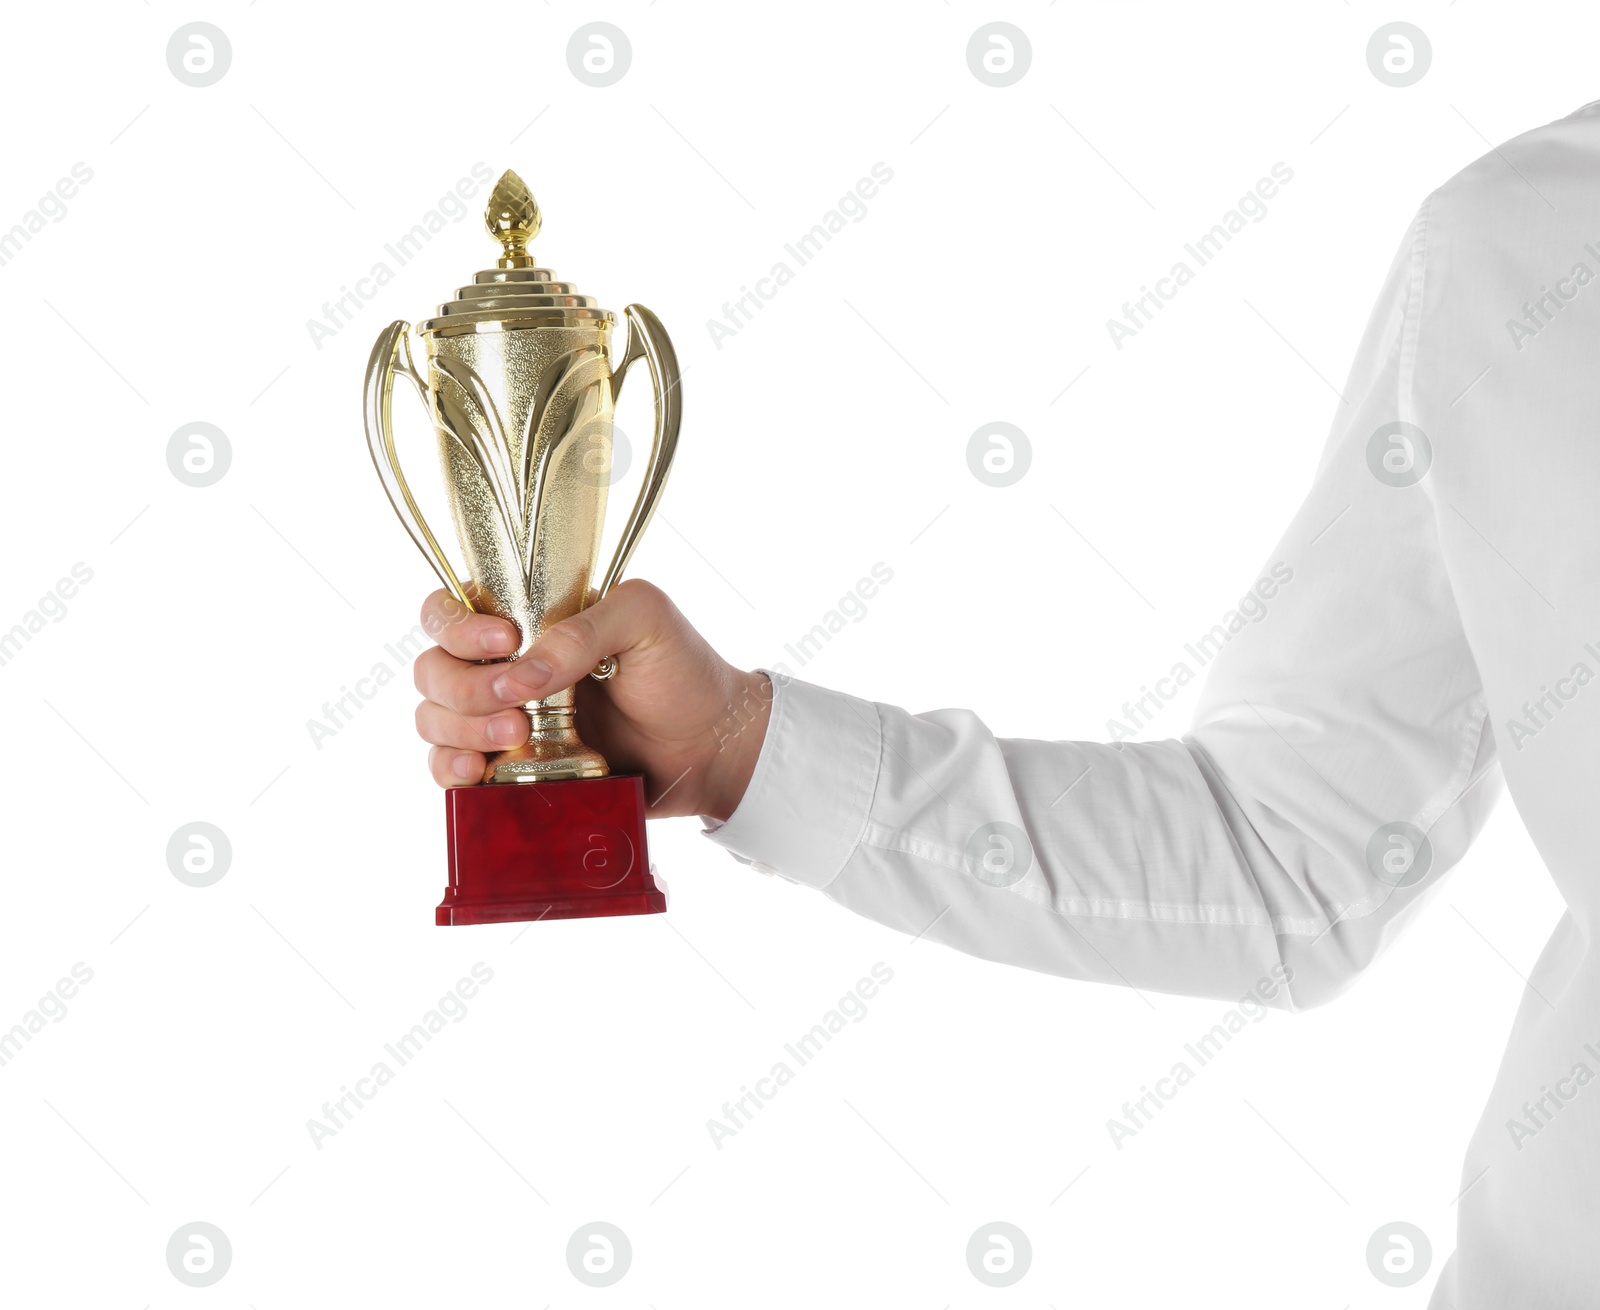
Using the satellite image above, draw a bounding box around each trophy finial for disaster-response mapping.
[486,169,542,269]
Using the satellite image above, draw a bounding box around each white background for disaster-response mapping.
[0,2,1583,1305]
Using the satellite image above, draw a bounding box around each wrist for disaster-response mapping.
[701,669,773,822]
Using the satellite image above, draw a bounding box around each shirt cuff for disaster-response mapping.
[699,671,881,890]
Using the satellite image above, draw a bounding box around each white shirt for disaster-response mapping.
[704,100,1600,1308]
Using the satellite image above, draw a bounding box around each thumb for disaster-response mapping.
[490,579,664,704]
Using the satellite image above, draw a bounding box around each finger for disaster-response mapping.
[490,578,666,704]
[428,744,487,788]
[420,588,521,660]
[414,645,513,717]
[415,700,530,752]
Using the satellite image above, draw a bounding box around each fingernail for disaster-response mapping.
[480,625,517,655]
[494,659,552,700]
[488,714,525,746]
[452,753,480,780]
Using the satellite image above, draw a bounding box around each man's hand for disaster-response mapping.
[412,579,770,822]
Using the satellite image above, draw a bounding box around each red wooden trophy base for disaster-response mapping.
[438,774,666,926]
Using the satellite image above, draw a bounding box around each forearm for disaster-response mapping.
[703,672,1496,1011]
[705,675,1293,1003]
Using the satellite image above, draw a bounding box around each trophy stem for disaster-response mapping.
[487,703,609,784]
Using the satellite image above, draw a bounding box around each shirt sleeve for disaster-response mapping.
[702,199,1502,1011]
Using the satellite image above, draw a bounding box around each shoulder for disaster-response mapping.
[1422,101,1600,245]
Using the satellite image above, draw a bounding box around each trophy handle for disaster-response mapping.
[595,303,681,598]
[363,320,473,611]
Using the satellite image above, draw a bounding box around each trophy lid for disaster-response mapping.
[416,170,614,338]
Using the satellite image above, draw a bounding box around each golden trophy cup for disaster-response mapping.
[363,170,679,925]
